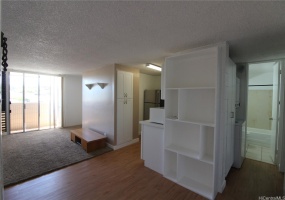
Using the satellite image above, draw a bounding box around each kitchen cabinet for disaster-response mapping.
[117,70,133,145]
[164,43,236,200]
[117,70,133,99]
[140,120,164,174]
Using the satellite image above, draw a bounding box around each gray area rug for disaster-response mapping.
[2,128,112,187]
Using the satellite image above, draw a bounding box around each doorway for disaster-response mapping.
[245,62,279,164]
[9,72,62,133]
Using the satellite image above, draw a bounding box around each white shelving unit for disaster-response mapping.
[163,43,235,200]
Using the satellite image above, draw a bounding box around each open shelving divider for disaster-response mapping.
[163,46,219,200]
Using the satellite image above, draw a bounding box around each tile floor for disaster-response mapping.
[245,143,274,164]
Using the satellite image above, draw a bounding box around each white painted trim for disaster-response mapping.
[218,180,226,193]
[107,138,140,150]
[279,60,285,172]
[283,174,285,195]
[106,143,114,149]
[281,60,285,195]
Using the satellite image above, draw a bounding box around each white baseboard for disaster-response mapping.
[219,180,226,193]
[107,138,139,150]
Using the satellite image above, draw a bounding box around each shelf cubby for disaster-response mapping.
[177,155,214,199]
[164,150,177,181]
[178,89,215,124]
[165,47,218,89]
[165,89,178,119]
[165,121,200,159]
[199,126,214,164]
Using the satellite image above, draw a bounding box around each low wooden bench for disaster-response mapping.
[70,128,107,153]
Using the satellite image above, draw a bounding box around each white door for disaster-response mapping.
[123,72,133,99]
[117,99,125,145]
[117,70,133,99]
[225,59,236,176]
[117,71,124,99]
[116,98,133,145]
[271,62,280,164]
[124,99,133,142]
[277,60,285,172]
[116,70,133,145]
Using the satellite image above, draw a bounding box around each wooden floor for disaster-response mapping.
[4,142,283,200]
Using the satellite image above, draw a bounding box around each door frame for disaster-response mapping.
[245,59,285,169]
[278,60,285,172]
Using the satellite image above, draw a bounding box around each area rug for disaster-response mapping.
[2,128,113,187]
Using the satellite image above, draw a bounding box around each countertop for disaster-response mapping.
[139,120,164,128]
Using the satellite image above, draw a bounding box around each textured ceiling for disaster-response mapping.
[2,1,285,76]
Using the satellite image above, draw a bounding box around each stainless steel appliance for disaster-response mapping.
[143,90,163,120]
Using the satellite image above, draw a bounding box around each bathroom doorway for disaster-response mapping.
[245,61,280,164]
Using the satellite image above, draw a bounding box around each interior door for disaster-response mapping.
[116,99,124,145]
[124,98,133,142]
[271,62,280,164]
[116,98,133,145]
[124,72,133,98]
[117,71,124,99]
[277,60,285,172]
[225,59,236,176]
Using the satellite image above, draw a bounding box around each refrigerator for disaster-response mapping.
[143,90,163,120]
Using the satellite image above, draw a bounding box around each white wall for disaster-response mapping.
[62,75,82,127]
[82,65,116,144]
[139,73,161,122]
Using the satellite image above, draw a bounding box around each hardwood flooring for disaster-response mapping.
[4,142,283,200]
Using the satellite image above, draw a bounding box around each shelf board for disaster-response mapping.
[164,170,177,182]
[165,144,199,159]
[166,87,215,90]
[165,118,215,127]
[178,176,213,200]
[199,154,214,164]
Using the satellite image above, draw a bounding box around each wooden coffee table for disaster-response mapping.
[70,129,107,153]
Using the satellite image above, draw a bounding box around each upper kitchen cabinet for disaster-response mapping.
[117,70,133,99]
[163,43,236,200]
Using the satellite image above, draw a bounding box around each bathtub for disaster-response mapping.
[246,127,272,148]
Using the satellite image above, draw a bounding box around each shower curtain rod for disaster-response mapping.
[248,84,273,87]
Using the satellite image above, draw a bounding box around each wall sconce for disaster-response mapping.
[97,83,108,89]
[146,63,161,71]
[85,83,95,90]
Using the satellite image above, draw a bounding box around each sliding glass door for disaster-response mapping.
[39,75,53,130]
[10,72,24,133]
[24,74,39,131]
[10,72,62,133]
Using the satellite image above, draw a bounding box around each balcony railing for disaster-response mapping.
[11,102,55,133]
